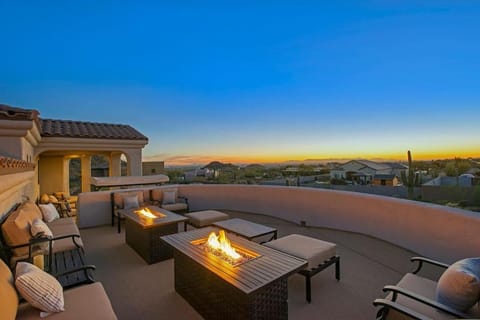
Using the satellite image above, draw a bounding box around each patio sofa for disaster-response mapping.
[0,258,117,319]
[0,201,93,288]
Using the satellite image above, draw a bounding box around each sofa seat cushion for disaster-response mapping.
[185,210,229,227]
[264,234,336,270]
[48,219,80,237]
[16,282,117,320]
[162,203,188,212]
[0,259,19,320]
[387,273,480,320]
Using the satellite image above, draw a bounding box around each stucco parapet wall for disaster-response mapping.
[0,119,42,146]
[177,184,480,263]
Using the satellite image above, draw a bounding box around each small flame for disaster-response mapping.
[206,230,241,260]
[135,207,157,219]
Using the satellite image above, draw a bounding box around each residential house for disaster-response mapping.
[330,160,407,185]
[0,104,148,198]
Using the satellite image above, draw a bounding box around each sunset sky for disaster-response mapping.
[1,2,479,166]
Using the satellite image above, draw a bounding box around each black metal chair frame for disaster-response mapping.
[373,256,470,320]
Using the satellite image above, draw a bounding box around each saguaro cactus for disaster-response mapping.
[401,150,420,199]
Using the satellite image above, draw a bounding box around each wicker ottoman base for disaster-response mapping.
[174,249,288,320]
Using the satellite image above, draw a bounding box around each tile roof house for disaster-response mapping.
[0,104,148,198]
[330,160,407,185]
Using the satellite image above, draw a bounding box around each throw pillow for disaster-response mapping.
[39,203,60,223]
[48,195,59,203]
[162,190,176,205]
[123,194,139,209]
[40,193,50,204]
[30,218,54,252]
[436,257,480,311]
[15,262,64,313]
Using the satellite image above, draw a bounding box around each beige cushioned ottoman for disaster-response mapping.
[184,210,229,230]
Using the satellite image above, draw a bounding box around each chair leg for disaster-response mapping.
[117,215,121,233]
[335,257,340,280]
[305,274,312,303]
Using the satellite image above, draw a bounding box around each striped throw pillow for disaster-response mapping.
[15,262,64,313]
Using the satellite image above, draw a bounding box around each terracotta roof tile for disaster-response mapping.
[39,119,148,140]
[0,104,39,121]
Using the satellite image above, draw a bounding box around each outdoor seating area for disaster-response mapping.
[75,209,435,319]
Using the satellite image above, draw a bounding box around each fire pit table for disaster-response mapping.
[161,227,307,320]
[120,206,187,264]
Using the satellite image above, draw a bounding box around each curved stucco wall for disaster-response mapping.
[177,184,480,263]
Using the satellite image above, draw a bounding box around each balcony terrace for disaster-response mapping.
[73,184,480,319]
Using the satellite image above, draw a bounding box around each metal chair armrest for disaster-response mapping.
[411,256,450,274]
[383,285,469,318]
[373,298,433,320]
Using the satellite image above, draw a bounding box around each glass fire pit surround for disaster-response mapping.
[161,227,307,320]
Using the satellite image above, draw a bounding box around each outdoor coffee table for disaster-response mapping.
[120,205,188,264]
[161,227,307,320]
[212,218,277,242]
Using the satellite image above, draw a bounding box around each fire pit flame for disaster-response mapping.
[206,230,241,260]
[134,207,158,219]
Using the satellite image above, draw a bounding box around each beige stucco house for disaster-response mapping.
[0,104,148,205]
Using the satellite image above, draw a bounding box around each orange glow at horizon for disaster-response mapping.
[145,149,480,166]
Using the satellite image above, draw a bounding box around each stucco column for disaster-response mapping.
[124,149,142,176]
[109,152,122,177]
[81,155,92,192]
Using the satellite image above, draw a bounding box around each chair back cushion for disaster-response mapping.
[113,191,144,209]
[436,257,480,312]
[0,258,18,319]
[151,188,163,203]
[162,190,177,205]
[1,202,42,257]
[39,203,60,223]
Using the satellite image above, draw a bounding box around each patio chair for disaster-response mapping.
[373,256,480,320]
[150,188,189,214]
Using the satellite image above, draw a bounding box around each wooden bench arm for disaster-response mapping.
[410,256,450,274]
[382,285,468,318]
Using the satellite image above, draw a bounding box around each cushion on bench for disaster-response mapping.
[264,234,336,269]
[185,210,229,228]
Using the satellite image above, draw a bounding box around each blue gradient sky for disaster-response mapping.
[1,1,479,165]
